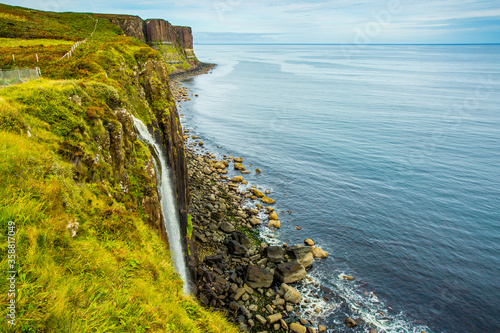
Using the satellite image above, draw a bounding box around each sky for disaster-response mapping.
[2,0,500,44]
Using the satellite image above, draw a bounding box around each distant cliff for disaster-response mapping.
[100,15,193,51]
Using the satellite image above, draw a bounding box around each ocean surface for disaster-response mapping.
[177,44,500,333]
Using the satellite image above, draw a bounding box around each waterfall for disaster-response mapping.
[132,116,190,294]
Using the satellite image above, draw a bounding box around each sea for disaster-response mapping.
[176,44,500,333]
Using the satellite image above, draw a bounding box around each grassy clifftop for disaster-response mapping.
[0,4,238,333]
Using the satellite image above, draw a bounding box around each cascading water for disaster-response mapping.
[132,116,190,294]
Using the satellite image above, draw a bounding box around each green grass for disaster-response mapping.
[0,4,238,332]
[0,70,238,333]
[0,37,74,47]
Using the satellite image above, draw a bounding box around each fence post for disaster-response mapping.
[1,69,3,88]
[36,53,39,62]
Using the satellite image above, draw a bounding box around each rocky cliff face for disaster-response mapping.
[139,59,193,271]
[174,26,193,50]
[106,15,147,43]
[101,15,194,50]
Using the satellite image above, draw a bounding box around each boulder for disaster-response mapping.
[261,196,275,204]
[245,265,274,288]
[287,245,314,268]
[268,220,281,229]
[275,261,307,283]
[282,283,302,304]
[268,211,279,220]
[203,167,212,175]
[290,322,307,333]
[231,175,243,182]
[251,189,265,198]
[344,318,357,328]
[234,157,243,162]
[318,325,327,332]
[227,240,247,256]
[234,163,246,170]
[214,161,226,169]
[219,222,235,233]
[249,217,261,226]
[266,246,285,263]
[256,168,261,173]
[304,238,315,246]
[311,247,328,258]
[267,313,282,324]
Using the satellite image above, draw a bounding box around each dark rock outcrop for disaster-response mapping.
[245,265,274,288]
[275,261,307,283]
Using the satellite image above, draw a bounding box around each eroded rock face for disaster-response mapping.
[146,19,177,44]
[174,26,193,49]
[103,15,195,52]
[108,15,146,43]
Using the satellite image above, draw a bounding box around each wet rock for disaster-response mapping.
[234,163,246,170]
[227,240,248,256]
[304,238,315,246]
[286,245,314,268]
[275,261,307,283]
[307,327,317,333]
[232,175,243,182]
[299,318,309,325]
[234,157,243,162]
[318,325,327,332]
[311,247,328,258]
[344,317,357,328]
[261,196,275,204]
[250,217,261,226]
[251,189,265,198]
[268,220,281,229]
[269,211,279,220]
[342,275,354,280]
[219,222,235,233]
[245,265,274,288]
[256,168,261,173]
[290,322,307,333]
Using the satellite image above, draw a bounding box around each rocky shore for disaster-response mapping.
[171,70,374,333]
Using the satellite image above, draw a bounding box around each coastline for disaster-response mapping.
[170,67,363,333]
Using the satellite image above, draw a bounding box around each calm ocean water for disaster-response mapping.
[178,45,500,333]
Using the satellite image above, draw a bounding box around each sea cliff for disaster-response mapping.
[0,4,236,332]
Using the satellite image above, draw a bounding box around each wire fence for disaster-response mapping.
[0,67,41,88]
[59,16,99,61]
